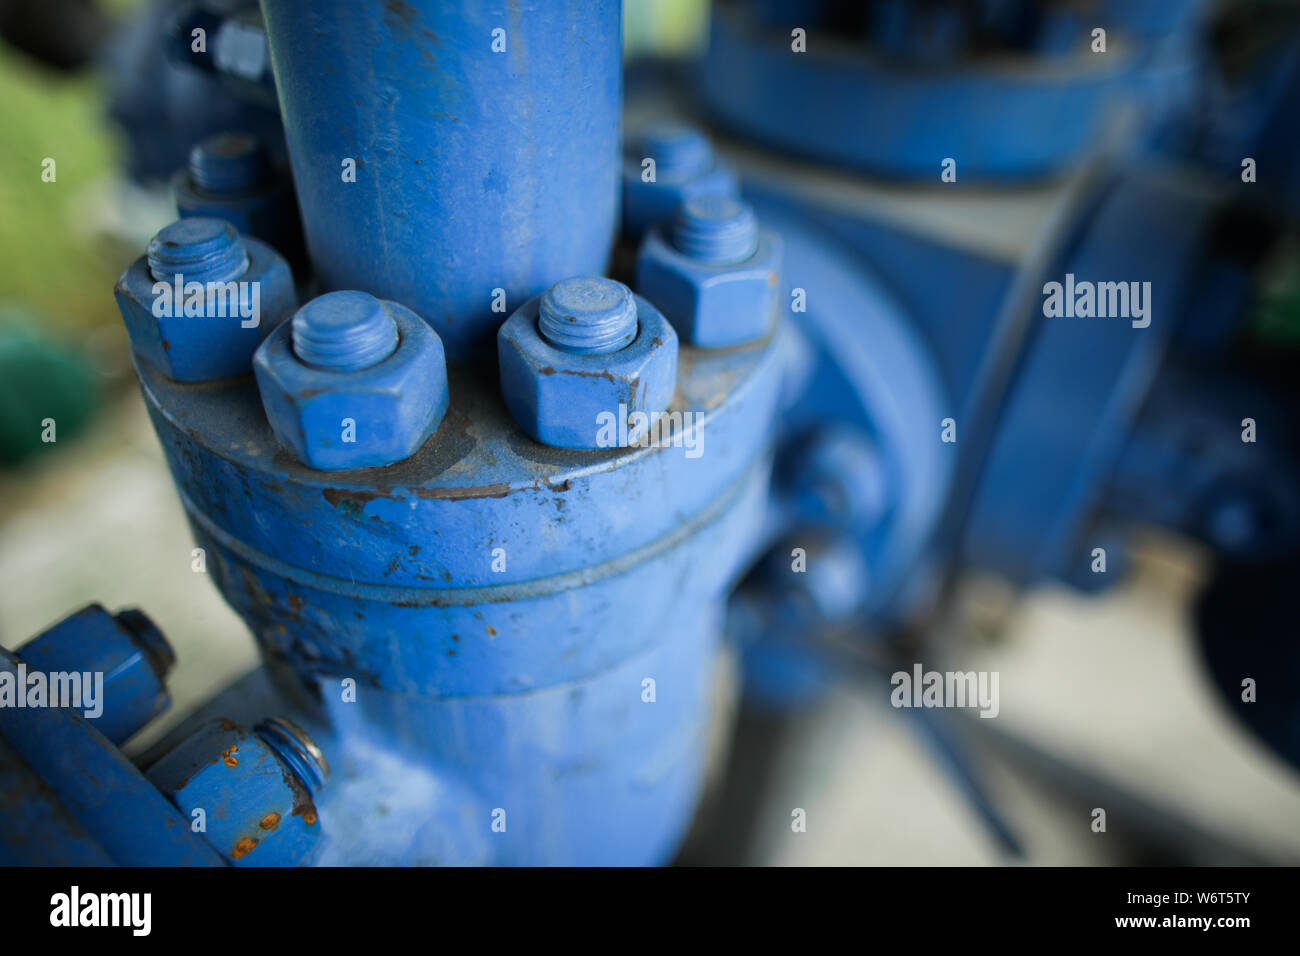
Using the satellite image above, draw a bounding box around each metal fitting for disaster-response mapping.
[783,425,890,534]
[622,123,739,238]
[146,717,328,866]
[114,217,297,382]
[253,290,450,471]
[755,533,872,624]
[538,276,639,354]
[174,132,303,259]
[188,131,270,194]
[17,604,174,746]
[497,276,678,450]
[636,196,783,348]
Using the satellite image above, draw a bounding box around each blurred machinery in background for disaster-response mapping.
[2,0,1299,865]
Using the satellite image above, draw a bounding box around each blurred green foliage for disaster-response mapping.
[0,42,122,333]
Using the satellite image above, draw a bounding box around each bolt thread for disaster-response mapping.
[538,276,638,355]
[292,291,399,371]
[671,195,759,265]
[255,716,329,795]
[147,218,249,284]
[113,608,176,679]
[630,123,712,179]
[188,132,270,194]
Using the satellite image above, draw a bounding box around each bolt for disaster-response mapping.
[188,132,270,194]
[631,123,713,180]
[671,195,759,266]
[291,290,399,371]
[790,427,889,532]
[255,716,329,795]
[113,608,176,678]
[147,217,250,285]
[538,276,638,355]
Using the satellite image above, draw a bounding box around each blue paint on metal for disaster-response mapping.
[537,276,639,356]
[107,1,285,183]
[0,646,226,866]
[669,195,760,265]
[126,266,783,860]
[290,291,401,372]
[146,717,325,866]
[622,123,740,239]
[148,217,249,283]
[0,736,116,866]
[498,282,679,449]
[1,616,331,866]
[254,294,449,470]
[781,425,889,535]
[17,604,173,746]
[636,199,782,348]
[958,168,1299,585]
[115,218,298,383]
[164,3,280,112]
[720,184,953,706]
[42,0,1299,862]
[745,184,953,622]
[174,132,305,269]
[258,0,623,361]
[702,0,1209,180]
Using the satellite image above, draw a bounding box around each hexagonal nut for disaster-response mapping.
[114,235,297,383]
[636,227,783,348]
[498,293,678,450]
[622,157,738,238]
[145,719,322,866]
[253,299,449,471]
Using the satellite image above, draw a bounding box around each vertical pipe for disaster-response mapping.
[260,0,623,360]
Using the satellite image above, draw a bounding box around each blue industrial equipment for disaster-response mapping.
[95,1,784,866]
[107,0,286,183]
[175,131,306,272]
[622,124,739,238]
[959,167,1300,587]
[497,277,680,449]
[719,157,1300,709]
[7,0,1299,867]
[145,716,327,866]
[255,291,450,470]
[16,604,173,746]
[115,217,298,382]
[637,196,784,348]
[125,278,781,862]
[0,606,325,866]
[258,0,623,361]
[701,0,1210,180]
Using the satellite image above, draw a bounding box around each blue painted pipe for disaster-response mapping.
[0,647,225,867]
[259,0,623,360]
[134,320,784,863]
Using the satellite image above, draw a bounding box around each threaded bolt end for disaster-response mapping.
[538,276,638,355]
[255,716,329,795]
[147,218,250,284]
[188,132,270,194]
[292,291,399,371]
[113,608,176,679]
[671,195,759,265]
[630,123,713,180]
